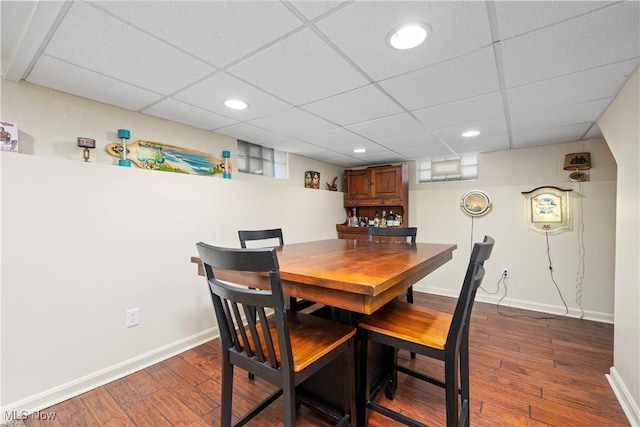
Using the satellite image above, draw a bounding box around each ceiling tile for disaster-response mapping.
[356,151,409,164]
[94,1,301,68]
[301,84,403,125]
[413,91,505,130]
[328,140,389,156]
[584,124,603,140]
[216,123,283,144]
[261,137,320,154]
[174,72,291,121]
[375,130,442,151]
[316,1,493,80]
[495,1,610,39]
[448,134,511,154]
[27,55,163,111]
[507,59,639,115]
[511,123,592,148]
[346,113,425,140]
[288,1,348,21]
[143,98,238,131]
[300,149,369,167]
[379,47,500,111]
[43,2,214,95]
[297,127,370,149]
[396,144,454,160]
[501,2,640,87]
[228,28,369,105]
[511,98,611,133]
[247,108,335,137]
[434,118,507,143]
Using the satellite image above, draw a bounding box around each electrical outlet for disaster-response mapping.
[502,268,510,278]
[126,308,139,328]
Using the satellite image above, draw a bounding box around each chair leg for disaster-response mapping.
[343,340,356,426]
[407,287,416,359]
[285,296,297,311]
[460,332,471,427]
[357,331,370,427]
[384,345,398,400]
[221,360,234,427]
[283,376,296,427]
[444,353,459,427]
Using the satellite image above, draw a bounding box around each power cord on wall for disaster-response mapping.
[575,181,586,319]
[481,232,570,320]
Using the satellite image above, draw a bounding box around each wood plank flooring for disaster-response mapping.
[23,293,628,426]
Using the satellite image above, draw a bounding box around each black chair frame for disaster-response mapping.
[358,236,494,427]
[196,242,355,427]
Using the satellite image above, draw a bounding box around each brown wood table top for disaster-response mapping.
[191,239,457,315]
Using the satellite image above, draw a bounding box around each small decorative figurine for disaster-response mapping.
[326,176,338,191]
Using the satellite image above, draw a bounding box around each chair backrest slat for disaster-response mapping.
[256,305,279,368]
[196,242,291,373]
[368,227,417,243]
[238,228,284,248]
[447,236,494,352]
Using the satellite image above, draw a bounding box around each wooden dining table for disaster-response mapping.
[191,238,457,423]
[191,238,457,316]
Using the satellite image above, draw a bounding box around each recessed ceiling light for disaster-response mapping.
[462,130,480,138]
[224,99,249,110]
[353,148,366,154]
[389,23,429,50]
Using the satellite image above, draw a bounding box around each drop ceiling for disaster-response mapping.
[2,1,638,167]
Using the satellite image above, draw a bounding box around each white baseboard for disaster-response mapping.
[418,285,614,323]
[1,328,218,423]
[607,367,640,426]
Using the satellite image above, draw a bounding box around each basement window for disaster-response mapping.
[237,140,287,179]
[418,154,478,183]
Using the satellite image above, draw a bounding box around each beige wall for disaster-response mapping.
[408,138,617,322]
[598,69,640,425]
[0,80,345,190]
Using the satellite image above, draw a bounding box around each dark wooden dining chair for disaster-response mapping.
[196,242,356,427]
[238,228,284,248]
[368,226,418,359]
[368,227,418,303]
[238,228,316,312]
[357,236,494,427]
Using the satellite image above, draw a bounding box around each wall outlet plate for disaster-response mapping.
[126,308,139,327]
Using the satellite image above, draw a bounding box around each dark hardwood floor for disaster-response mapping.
[23,293,628,426]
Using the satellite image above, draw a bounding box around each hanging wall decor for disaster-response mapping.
[106,139,230,176]
[460,190,492,217]
[522,186,572,234]
[564,152,591,182]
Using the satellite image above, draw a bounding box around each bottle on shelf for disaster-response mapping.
[380,210,387,228]
[373,211,380,228]
[389,210,395,227]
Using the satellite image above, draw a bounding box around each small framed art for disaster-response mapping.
[522,186,572,234]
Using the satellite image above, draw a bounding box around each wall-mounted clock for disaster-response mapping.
[460,190,492,217]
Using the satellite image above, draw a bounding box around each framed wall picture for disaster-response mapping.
[522,186,572,234]
[0,121,18,152]
[460,190,492,217]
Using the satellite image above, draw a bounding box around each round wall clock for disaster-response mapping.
[460,190,492,217]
